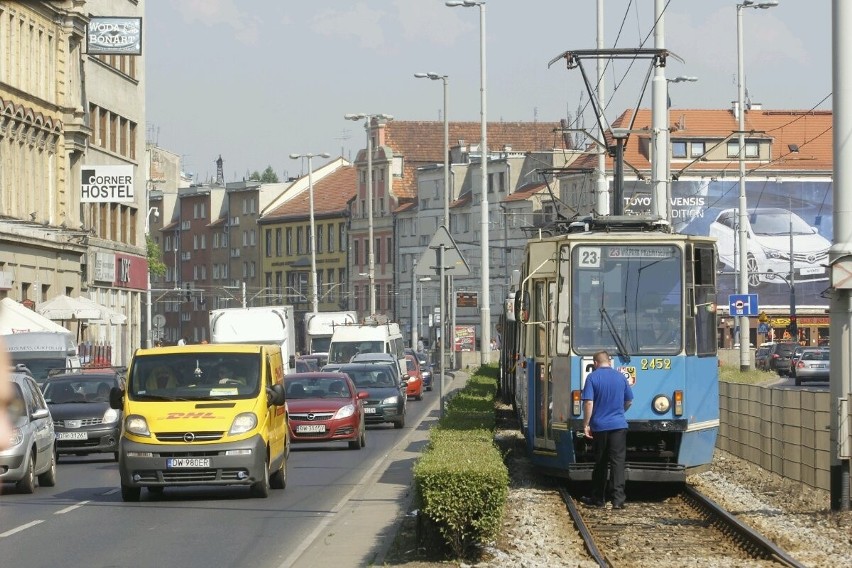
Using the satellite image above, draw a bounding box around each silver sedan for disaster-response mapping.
[793,349,830,386]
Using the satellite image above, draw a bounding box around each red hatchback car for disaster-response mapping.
[404,354,424,401]
[285,372,367,449]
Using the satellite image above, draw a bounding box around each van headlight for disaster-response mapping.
[102,408,119,424]
[125,414,150,437]
[382,395,399,405]
[229,412,258,435]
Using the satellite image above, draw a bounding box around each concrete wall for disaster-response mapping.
[718,382,845,491]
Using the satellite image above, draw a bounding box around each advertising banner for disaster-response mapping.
[81,165,135,203]
[623,179,832,308]
[454,325,476,352]
[87,17,142,55]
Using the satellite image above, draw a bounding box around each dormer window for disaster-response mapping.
[727,140,760,159]
[691,141,705,157]
[672,141,688,159]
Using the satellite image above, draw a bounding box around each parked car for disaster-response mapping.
[336,362,407,429]
[284,372,367,449]
[41,368,125,461]
[0,365,57,493]
[405,348,432,391]
[708,207,830,288]
[794,348,830,386]
[767,342,797,376]
[755,344,774,371]
[403,354,424,400]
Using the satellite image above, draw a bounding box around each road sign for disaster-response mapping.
[758,322,769,334]
[758,310,768,323]
[152,314,166,328]
[416,226,471,276]
[729,294,759,316]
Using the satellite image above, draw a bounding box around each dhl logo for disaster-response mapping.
[165,412,218,419]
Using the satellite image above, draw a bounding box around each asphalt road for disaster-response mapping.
[0,389,438,567]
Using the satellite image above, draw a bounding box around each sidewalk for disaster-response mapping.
[285,369,470,568]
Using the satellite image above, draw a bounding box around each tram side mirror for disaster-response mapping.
[515,290,530,323]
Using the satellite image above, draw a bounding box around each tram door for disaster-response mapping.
[531,278,557,450]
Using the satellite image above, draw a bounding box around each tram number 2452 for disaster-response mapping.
[640,358,672,370]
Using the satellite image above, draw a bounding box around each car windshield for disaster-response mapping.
[328,341,383,364]
[801,350,830,361]
[43,375,118,403]
[750,210,814,236]
[285,376,350,399]
[406,359,417,372]
[127,353,261,401]
[341,368,395,388]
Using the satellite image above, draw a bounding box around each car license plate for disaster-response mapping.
[166,458,210,468]
[815,364,826,368]
[800,266,826,276]
[296,424,326,433]
[364,407,377,414]
[56,432,88,440]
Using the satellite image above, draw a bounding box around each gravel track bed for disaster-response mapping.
[385,404,852,568]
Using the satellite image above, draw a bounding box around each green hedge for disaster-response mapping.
[412,365,508,559]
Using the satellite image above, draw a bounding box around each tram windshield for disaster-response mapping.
[570,244,682,356]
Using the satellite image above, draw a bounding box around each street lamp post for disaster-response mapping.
[144,205,159,348]
[736,0,778,370]
[419,277,432,345]
[289,152,330,314]
[446,0,490,364]
[344,113,394,316]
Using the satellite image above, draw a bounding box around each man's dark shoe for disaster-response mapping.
[612,502,626,510]
[579,495,604,507]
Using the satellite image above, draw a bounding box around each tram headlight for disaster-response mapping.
[652,395,671,414]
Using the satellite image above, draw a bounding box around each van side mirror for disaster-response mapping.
[267,383,286,406]
[109,386,124,410]
[288,355,296,369]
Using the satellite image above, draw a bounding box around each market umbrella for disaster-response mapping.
[75,296,127,325]
[37,294,102,321]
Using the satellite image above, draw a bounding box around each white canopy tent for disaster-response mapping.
[0,297,71,335]
[36,294,127,325]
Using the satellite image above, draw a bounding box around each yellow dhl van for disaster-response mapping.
[110,343,289,501]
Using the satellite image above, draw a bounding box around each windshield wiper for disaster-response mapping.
[599,307,630,363]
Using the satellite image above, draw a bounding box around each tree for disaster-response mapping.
[249,166,279,183]
[146,235,167,278]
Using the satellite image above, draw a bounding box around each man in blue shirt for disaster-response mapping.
[580,350,634,509]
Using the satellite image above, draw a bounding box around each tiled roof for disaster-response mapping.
[382,121,566,200]
[571,108,832,173]
[208,217,227,228]
[262,166,356,222]
[504,182,548,203]
[451,192,472,209]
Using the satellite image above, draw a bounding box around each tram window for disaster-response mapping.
[556,248,571,356]
[533,281,548,357]
[694,245,716,285]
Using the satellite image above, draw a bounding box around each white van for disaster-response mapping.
[2,331,81,385]
[327,319,406,379]
[209,306,297,373]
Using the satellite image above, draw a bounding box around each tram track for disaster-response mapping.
[560,485,808,568]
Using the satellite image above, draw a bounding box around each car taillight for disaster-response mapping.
[772,353,780,358]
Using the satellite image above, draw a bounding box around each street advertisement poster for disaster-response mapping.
[623,179,832,308]
[87,17,142,55]
[454,325,476,352]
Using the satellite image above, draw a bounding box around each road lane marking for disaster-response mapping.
[1,520,44,537]
[103,488,120,495]
[55,500,90,514]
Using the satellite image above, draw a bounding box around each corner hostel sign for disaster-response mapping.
[81,165,135,203]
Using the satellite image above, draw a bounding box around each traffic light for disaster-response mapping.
[789,315,798,337]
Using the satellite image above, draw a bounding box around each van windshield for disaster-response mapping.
[10,356,67,385]
[128,353,261,401]
[328,341,383,364]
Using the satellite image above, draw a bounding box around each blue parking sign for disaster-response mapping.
[729,294,758,316]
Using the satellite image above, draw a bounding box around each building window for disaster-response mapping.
[387,237,393,265]
[265,229,272,257]
[339,222,346,251]
[375,238,382,265]
[672,141,687,159]
[317,225,323,254]
[285,228,292,256]
[328,223,335,253]
[691,141,706,157]
[353,240,360,266]
[727,140,761,159]
[297,227,303,254]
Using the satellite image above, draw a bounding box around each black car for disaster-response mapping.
[767,342,797,376]
[41,369,125,461]
[336,362,407,429]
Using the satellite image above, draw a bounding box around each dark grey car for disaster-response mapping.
[0,367,57,493]
[336,363,407,429]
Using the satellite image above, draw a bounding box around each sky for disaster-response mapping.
[144,1,832,185]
